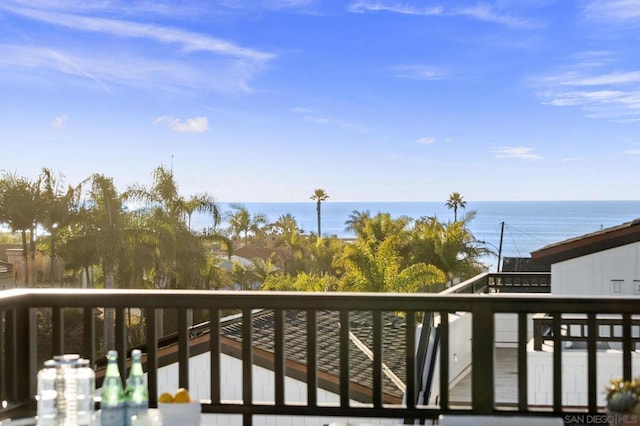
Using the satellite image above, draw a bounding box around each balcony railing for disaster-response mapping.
[533,314,640,351]
[0,273,636,425]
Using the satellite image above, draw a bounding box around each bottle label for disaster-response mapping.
[126,403,148,426]
[101,406,126,426]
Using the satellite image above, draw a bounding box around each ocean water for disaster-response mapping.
[192,201,640,270]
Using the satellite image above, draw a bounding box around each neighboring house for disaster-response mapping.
[0,260,12,289]
[0,244,65,287]
[531,218,640,295]
[501,257,550,273]
[525,218,640,406]
[233,245,292,270]
[151,309,408,425]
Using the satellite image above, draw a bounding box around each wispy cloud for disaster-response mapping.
[533,54,640,122]
[0,45,111,90]
[550,71,640,86]
[0,2,274,93]
[417,137,436,145]
[51,115,67,128]
[456,4,534,28]
[347,1,536,29]
[348,1,443,16]
[494,146,542,160]
[624,143,640,155]
[394,65,445,81]
[0,4,274,62]
[584,0,640,21]
[0,44,258,93]
[153,116,209,133]
[293,107,368,133]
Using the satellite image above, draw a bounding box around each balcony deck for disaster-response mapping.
[449,347,518,407]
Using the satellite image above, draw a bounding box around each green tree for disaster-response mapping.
[263,272,338,292]
[39,168,81,283]
[445,192,467,222]
[226,205,267,246]
[271,214,308,276]
[0,172,43,285]
[344,209,371,238]
[57,210,99,288]
[181,193,220,232]
[310,188,329,238]
[88,174,124,350]
[338,213,446,292]
[412,212,485,284]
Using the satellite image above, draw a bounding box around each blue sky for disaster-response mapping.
[1,0,639,202]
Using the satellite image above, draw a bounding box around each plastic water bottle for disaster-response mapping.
[37,354,95,426]
[100,350,126,426]
[125,349,148,426]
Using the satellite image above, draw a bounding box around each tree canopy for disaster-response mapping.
[1,169,488,294]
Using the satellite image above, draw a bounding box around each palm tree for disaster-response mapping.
[310,188,329,238]
[445,192,467,222]
[338,213,445,293]
[88,174,124,350]
[344,209,371,238]
[181,193,220,231]
[125,165,203,289]
[226,205,267,246]
[412,212,484,285]
[39,168,81,283]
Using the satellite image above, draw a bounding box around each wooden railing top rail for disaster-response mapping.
[0,287,622,313]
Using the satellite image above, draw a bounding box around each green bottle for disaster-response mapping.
[100,350,126,426]
[125,349,148,426]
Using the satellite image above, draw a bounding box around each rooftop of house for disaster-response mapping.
[215,308,408,403]
[531,218,640,265]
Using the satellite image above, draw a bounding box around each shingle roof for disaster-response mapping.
[219,309,407,403]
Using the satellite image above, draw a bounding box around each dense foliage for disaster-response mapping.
[0,167,490,293]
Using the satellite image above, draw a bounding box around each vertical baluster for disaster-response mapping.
[439,311,449,411]
[242,309,253,405]
[0,310,5,403]
[471,304,494,415]
[242,309,253,426]
[587,313,597,411]
[145,308,158,406]
[178,308,189,390]
[52,307,64,356]
[209,308,221,405]
[339,309,350,408]
[274,309,285,406]
[405,311,416,410]
[372,310,383,408]
[306,310,317,407]
[13,307,31,405]
[552,313,562,412]
[82,307,96,368]
[115,307,127,381]
[623,314,632,381]
[518,312,528,411]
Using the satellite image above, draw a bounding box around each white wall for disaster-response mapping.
[527,344,640,407]
[495,313,534,348]
[551,242,640,296]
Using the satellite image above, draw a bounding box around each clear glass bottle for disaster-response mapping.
[125,349,149,426]
[100,350,126,426]
[37,354,95,426]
